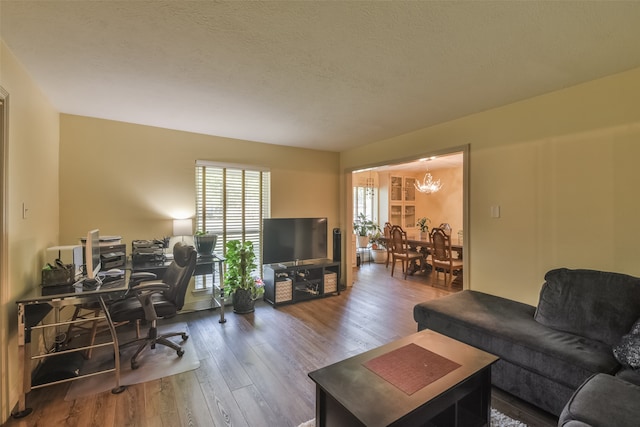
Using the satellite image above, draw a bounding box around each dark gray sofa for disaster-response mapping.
[559,372,640,426]
[413,268,640,417]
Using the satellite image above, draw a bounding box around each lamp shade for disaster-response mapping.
[173,219,193,236]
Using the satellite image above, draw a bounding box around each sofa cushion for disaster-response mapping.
[559,374,640,427]
[414,290,620,390]
[616,368,640,386]
[534,268,640,347]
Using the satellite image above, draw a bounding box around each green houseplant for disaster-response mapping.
[416,217,431,239]
[369,230,388,263]
[353,213,380,248]
[224,240,264,313]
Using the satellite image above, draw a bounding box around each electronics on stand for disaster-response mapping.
[262,218,328,265]
[262,217,341,306]
[132,239,166,265]
[45,245,83,280]
[333,228,341,262]
[81,233,126,272]
[84,229,102,279]
[33,228,109,387]
[263,260,340,306]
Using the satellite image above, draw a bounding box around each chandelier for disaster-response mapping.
[414,171,442,194]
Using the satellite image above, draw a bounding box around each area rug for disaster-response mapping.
[298,408,528,427]
[65,322,199,400]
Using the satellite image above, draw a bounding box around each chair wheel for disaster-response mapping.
[177,349,185,357]
[181,333,189,341]
[131,361,139,370]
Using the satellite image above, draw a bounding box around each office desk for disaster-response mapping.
[13,278,129,418]
[130,254,226,324]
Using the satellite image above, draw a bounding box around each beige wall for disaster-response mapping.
[59,115,340,247]
[59,115,341,309]
[0,41,60,422]
[341,66,640,305]
[413,167,463,237]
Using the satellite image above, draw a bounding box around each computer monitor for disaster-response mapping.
[85,229,101,279]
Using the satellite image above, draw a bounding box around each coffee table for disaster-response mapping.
[308,329,499,427]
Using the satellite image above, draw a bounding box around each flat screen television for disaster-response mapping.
[262,218,328,265]
[85,229,101,279]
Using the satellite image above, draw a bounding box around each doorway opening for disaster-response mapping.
[0,87,8,421]
[349,146,468,286]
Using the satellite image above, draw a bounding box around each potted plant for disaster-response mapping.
[224,240,264,313]
[416,217,431,240]
[369,230,387,264]
[353,213,379,248]
[194,230,218,257]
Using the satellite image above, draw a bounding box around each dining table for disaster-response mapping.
[379,237,463,259]
[379,236,463,278]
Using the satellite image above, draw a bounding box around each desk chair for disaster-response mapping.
[429,227,463,287]
[109,242,197,369]
[390,225,423,279]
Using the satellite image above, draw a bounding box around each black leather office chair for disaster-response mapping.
[110,242,197,369]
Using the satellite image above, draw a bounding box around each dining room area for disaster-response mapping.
[352,151,464,287]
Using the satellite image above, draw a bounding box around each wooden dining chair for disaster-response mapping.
[428,227,463,286]
[383,222,393,268]
[390,225,423,279]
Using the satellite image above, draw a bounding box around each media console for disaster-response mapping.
[263,259,340,306]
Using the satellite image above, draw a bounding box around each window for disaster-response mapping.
[353,186,377,225]
[195,161,270,289]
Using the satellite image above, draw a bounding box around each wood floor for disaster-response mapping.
[4,263,558,427]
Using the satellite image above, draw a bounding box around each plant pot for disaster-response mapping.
[420,231,429,240]
[357,235,369,248]
[371,248,387,264]
[232,288,255,314]
[194,234,217,257]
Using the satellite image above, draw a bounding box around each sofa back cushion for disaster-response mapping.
[534,268,640,347]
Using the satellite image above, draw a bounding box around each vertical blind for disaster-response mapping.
[195,161,271,273]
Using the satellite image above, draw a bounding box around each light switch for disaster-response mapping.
[22,202,29,219]
[491,205,500,218]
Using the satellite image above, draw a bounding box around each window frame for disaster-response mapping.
[194,160,270,290]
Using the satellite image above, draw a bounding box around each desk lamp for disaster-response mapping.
[173,219,193,242]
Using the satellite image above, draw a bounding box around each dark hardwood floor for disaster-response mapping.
[4,262,557,427]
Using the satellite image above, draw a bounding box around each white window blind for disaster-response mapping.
[195,161,270,288]
[196,161,271,289]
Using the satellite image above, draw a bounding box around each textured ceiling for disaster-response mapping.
[2,1,640,152]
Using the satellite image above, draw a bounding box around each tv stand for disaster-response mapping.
[263,259,340,306]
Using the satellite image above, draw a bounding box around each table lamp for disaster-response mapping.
[173,219,193,242]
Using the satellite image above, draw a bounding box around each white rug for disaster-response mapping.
[65,322,199,400]
[298,408,527,427]
[490,408,528,427]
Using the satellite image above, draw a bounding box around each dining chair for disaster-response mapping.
[383,222,393,268]
[428,227,463,286]
[390,225,423,279]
